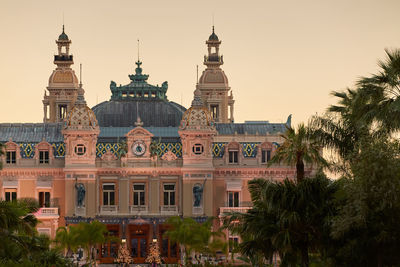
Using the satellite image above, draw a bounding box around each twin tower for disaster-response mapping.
[42,26,235,124]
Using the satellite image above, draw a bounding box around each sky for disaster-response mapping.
[1,0,400,126]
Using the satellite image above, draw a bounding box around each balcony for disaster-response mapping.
[54,55,73,61]
[160,205,178,215]
[100,205,118,215]
[219,202,252,216]
[129,205,148,215]
[34,207,59,218]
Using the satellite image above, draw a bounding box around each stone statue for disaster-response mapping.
[193,183,204,207]
[75,183,86,207]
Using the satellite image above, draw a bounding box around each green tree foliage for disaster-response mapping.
[356,48,400,132]
[54,225,80,257]
[55,220,112,266]
[328,137,400,267]
[164,216,226,266]
[223,174,337,267]
[0,199,71,267]
[268,123,327,182]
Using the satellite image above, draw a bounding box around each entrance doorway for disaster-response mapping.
[128,224,149,263]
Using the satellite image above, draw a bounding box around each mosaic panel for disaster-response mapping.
[52,143,65,157]
[272,142,280,149]
[157,142,182,158]
[212,143,226,158]
[20,143,35,158]
[96,143,122,158]
[242,143,260,158]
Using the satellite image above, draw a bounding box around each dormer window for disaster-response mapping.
[228,150,238,164]
[260,142,274,164]
[261,149,271,163]
[39,151,49,164]
[36,140,53,165]
[6,151,16,164]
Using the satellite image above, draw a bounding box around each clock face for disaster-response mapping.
[132,141,146,156]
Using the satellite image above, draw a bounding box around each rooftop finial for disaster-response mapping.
[196,65,199,84]
[212,13,215,31]
[137,39,140,62]
[79,63,82,87]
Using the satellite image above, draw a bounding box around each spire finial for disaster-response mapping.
[79,63,82,86]
[137,39,140,62]
[196,65,199,84]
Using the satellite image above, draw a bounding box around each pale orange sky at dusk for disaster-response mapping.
[1,0,400,126]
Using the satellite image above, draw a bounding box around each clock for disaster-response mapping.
[132,140,146,156]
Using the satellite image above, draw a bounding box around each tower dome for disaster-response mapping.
[64,88,99,130]
[179,88,214,130]
[58,25,69,40]
[208,26,219,41]
[93,60,186,127]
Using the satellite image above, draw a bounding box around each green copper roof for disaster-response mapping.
[208,26,219,41]
[110,61,168,101]
[58,25,69,40]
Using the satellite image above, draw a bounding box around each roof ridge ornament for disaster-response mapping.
[110,59,169,101]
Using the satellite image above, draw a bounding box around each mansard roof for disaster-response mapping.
[0,121,289,143]
[216,122,288,135]
[0,123,64,143]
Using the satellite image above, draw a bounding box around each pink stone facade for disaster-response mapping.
[0,26,310,264]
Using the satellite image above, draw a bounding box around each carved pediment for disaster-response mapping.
[125,126,154,138]
[5,139,18,151]
[161,150,178,161]
[102,150,117,161]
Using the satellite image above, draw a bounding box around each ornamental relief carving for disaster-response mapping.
[161,150,177,161]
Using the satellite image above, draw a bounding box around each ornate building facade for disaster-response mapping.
[0,27,303,264]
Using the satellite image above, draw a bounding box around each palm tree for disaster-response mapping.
[164,216,225,265]
[268,123,327,182]
[356,48,400,132]
[310,88,372,163]
[164,216,197,265]
[54,225,80,258]
[76,220,109,266]
[223,174,338,267]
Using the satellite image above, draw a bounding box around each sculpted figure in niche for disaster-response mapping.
[75,183,86,207]
[193,183,204,207]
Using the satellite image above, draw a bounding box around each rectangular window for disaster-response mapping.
[6,151,16,164]
[133,184,145,206]
[5,189,17,202]
[163,184,176,206]
[39,191,51,207]
[229,150,238,164]
[228,191,239,207]
[39,151,49,164]
[103,184,115,206]
[262,149,271,163]
[229,237,239,253]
